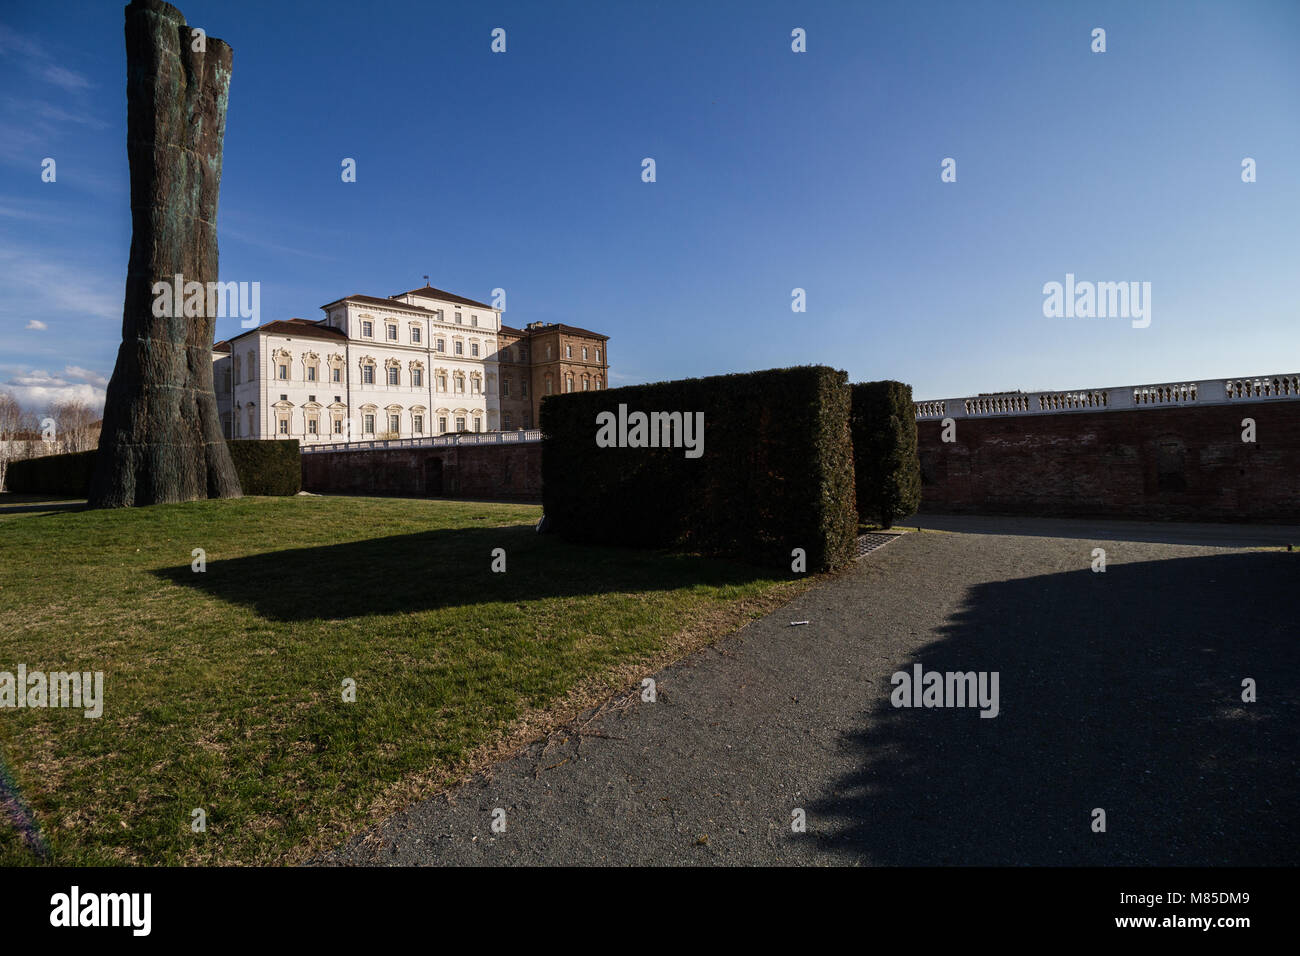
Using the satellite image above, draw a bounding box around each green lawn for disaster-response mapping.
[0,495,809,865]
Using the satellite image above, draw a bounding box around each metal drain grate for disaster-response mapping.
[854,532,903,559]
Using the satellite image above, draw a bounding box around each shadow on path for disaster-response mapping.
[811,549,1298,864]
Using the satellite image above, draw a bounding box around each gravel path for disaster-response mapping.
[320,529,1297,865]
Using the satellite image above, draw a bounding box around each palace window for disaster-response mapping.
[566,345,572,358]
[435,338,445,352]
[471,343,479,357]
[333,419,343,434]
[412,368,423,387]
[307,366,316,381]
[332,367,341,382]
[308,419,318,435]
[277,363,288,380]
[387,324,397,341]
[472,378,481,395]
[582,346,588,360]
[521,380,527,397]
[362,365,375,384]
[361,320,373,337]
[473,417,481,432]
[454,312,462,324]
[278,419,288,435]
[413,414,424,433]
[504,413,512,429]
[411,327,421,344]
[439,416,447,433]
[471,314,478,327]
[454,341,464,356]
[502,378,510,397]
[596,348,602,362]
[455,416,465,431]
[565,374,573,393]
[438,373,447,391]
[388,367,399,386]
[389,414,400,433]
[363,413,375,433]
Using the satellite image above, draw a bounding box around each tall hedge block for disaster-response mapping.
[849,380,921,528]
[541,365,858,571]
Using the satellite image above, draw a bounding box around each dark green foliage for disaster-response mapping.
[3,450,97,496]
[541,365,858,571]
[849,380,921,528]
[225,440,301,496]
[5,441,300,497]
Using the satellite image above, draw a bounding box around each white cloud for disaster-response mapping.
[25,319,47,330]
[41,65,91,93]
[1,368,106,411]
[0,238,119,321]
[63,365,108,388]
[0,26,92,92]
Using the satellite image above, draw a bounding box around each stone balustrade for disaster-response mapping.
[916,373,1300,419]
[301,429,543,453]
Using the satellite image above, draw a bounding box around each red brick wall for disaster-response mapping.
[917,400,1300,521]
[301,443,542,501]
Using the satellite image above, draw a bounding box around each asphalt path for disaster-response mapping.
[320,528,1297,865]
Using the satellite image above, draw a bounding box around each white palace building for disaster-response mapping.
[213,284,506,443]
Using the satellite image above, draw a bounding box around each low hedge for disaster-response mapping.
[849,380,921,528]
[1,449,97,496]
[541,365,858,572]
[226,439,301,496]
[4,440,300,497]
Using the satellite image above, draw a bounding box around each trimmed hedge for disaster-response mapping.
[849,380,921,528]
[2,450,97,496]
[4,440,301,497]
[541,365,858,572]
[226,439,301,496]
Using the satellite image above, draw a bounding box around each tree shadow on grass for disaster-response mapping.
[154,524,783,621]
[810,550,1299,865]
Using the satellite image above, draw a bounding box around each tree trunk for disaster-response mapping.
[89,0,241,508]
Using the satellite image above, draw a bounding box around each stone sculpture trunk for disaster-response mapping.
[88,0,241,507]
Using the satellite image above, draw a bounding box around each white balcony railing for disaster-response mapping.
[301,429,543,453]
[915,373,1300,420]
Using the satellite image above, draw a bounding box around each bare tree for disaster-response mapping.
[45,400,101,454]
[0,391,22,491]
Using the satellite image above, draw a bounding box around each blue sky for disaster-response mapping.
[1,0,1297,409]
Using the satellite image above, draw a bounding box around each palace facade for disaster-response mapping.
[213,284,609,442]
